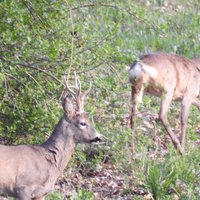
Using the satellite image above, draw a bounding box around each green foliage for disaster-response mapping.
[47,191,64,200]
[145,162,177,199]
[144,151,200,199]
[72,188,95,200]
[0,0,200,199]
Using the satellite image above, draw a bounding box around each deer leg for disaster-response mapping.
[130,85,144,129]
[192,98,200,111]
[130,85,136,129]
[159,94,184,154]
[33,196,46,200]
[32,185,53,200]
[180,95,192,150]
[15,186,32,200]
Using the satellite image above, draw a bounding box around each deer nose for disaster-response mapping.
[90,132,103,143]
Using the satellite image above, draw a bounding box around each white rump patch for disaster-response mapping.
[129,63,142,79]
[142,63,158,78]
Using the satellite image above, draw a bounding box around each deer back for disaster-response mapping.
[129,52,200,100]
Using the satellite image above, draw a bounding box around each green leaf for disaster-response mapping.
[0,73,5,85]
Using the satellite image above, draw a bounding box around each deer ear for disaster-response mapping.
[62,97,76,119]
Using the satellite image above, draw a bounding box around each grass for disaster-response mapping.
[1,0,200,199]
[39,1,200,197]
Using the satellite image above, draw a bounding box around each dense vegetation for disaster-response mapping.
[0,0,200,199]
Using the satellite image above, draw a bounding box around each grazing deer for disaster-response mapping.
[129,52,200,154]
[0,74,102,200]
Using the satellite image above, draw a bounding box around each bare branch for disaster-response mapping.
[0,56,63,85]
[71,3,146,23]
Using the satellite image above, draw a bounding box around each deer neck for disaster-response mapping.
[42,115,76,171]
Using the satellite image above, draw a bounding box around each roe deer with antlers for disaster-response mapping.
[129,52,200,154]
[0,74,102,200]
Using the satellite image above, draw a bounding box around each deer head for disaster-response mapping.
[0,73,102,200]
[61,72,101,143]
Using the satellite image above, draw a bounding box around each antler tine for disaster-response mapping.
[77,81,92,114]
[63,75,76,99]
[73,72,84,113]
[62,72,91,114]
[74,71,82,98]
[61,75,79,116]
[82,81,92,99]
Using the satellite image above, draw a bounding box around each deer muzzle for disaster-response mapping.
[89,132,103,143]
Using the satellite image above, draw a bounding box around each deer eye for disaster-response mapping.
[80,122,87,127]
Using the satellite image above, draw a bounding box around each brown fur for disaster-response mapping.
[0,78,101,200]
[129,52,200,154]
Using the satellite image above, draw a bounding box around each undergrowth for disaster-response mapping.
[1,0,200,199]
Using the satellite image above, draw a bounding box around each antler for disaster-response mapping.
[61,72,92,115]
[77,83,92,113]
